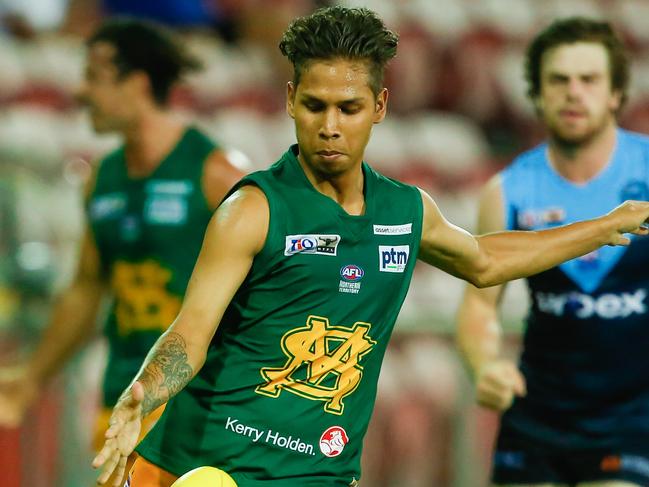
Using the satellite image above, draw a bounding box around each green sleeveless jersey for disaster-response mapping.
[87,127,217,406]
[138,146,423,486]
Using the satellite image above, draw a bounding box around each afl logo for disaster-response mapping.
[340,265,364,282]
[319,426,349,457]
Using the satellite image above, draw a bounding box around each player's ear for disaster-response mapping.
[609,89,622,113]
[286,82,296,119]
[373,88,388,124]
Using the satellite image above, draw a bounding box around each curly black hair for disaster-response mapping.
[88,18,201,105]
[279,6,399,97]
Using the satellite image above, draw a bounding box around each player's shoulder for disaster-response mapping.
[97,144,125,168]
[365,163,421,201]
[618,128,649,151]
[502,142,548,177]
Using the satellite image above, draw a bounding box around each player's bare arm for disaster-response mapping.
[455,175,526,411]
[0,202,106,426]
[417,188,649,288]
[201,148,246,210]
[93,185,269,485]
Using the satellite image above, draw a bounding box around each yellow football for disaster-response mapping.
[171,466,238,486]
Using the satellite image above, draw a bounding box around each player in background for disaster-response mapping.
[457,17,649,487]
[0,18,244,487]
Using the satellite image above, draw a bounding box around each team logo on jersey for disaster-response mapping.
[339,265,364,294]
[256,315,376,415]
[373,223,412,235]
[378,245,409,273]
[284,234,341,256]
[340,265,364,282]
[620,180,649,202]
[319,426,349,457]
[112,260,181,335]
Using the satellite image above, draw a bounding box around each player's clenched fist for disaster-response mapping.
[475,359,526,412]
[605,200,649,246]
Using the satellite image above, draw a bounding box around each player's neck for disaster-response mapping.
[547,122,617,184]
[298,156,366,216]
[122,109,186,178]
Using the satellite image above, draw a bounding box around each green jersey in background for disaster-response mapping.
[88,127,217,406]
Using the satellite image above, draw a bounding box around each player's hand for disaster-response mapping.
[93,381,144,486]
[0,365,39,428]
[474,359,526,411]
[605,200,649,246]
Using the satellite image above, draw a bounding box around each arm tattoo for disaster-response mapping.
[137,332,194,415]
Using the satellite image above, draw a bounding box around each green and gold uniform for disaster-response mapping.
[138,145,423,486]
[88,127,217,407]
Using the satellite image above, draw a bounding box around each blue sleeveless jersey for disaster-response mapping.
[500,129,649,450]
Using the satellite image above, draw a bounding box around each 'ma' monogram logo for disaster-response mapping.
[256,315,376,415]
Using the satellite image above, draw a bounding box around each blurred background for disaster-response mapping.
[2,0,649,485]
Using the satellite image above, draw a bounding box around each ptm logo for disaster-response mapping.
[319,426,349,457]
[340,265,364,282]
[378,245,409,273]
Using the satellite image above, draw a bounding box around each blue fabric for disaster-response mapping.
[497,128,649,452]
[502,129,649,292]
[102,0,219,27]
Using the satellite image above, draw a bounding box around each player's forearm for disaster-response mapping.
[456,298,502,378]
[474,216,614,287]
[132,330,205,416]
[27,280,104,384]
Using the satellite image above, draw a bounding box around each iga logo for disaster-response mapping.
[319,426,349,457]
[284,234,340,256]
[378,245,409,273]
[340,265,364,282]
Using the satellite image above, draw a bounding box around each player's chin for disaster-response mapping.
[314,158,351,177]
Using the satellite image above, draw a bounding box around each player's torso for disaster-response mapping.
[87,127,215,404]
[500,129,649,447]
[142,146,423,484]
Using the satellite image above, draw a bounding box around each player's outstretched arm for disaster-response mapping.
[93,185,269,486]
[417,188,649,288]
[455,176,525,411]
[0,229,105,428]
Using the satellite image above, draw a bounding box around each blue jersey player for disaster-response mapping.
[457,18,649,487]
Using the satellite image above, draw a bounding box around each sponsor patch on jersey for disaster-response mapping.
[319,426,349,457]
[373,223,412,235]
[144,195,188,225]
[284,235,340,256]
[601,454,649,478]
[517,207,566,229]
[378,245,409,273]
[536,289,646,319]
[145,179,194,196]
[339,265,364,294]
[223,416,317,456]
[89,193,126,220]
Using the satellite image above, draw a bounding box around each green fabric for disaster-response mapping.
[87,127,217,406]
[138,145,423,486]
